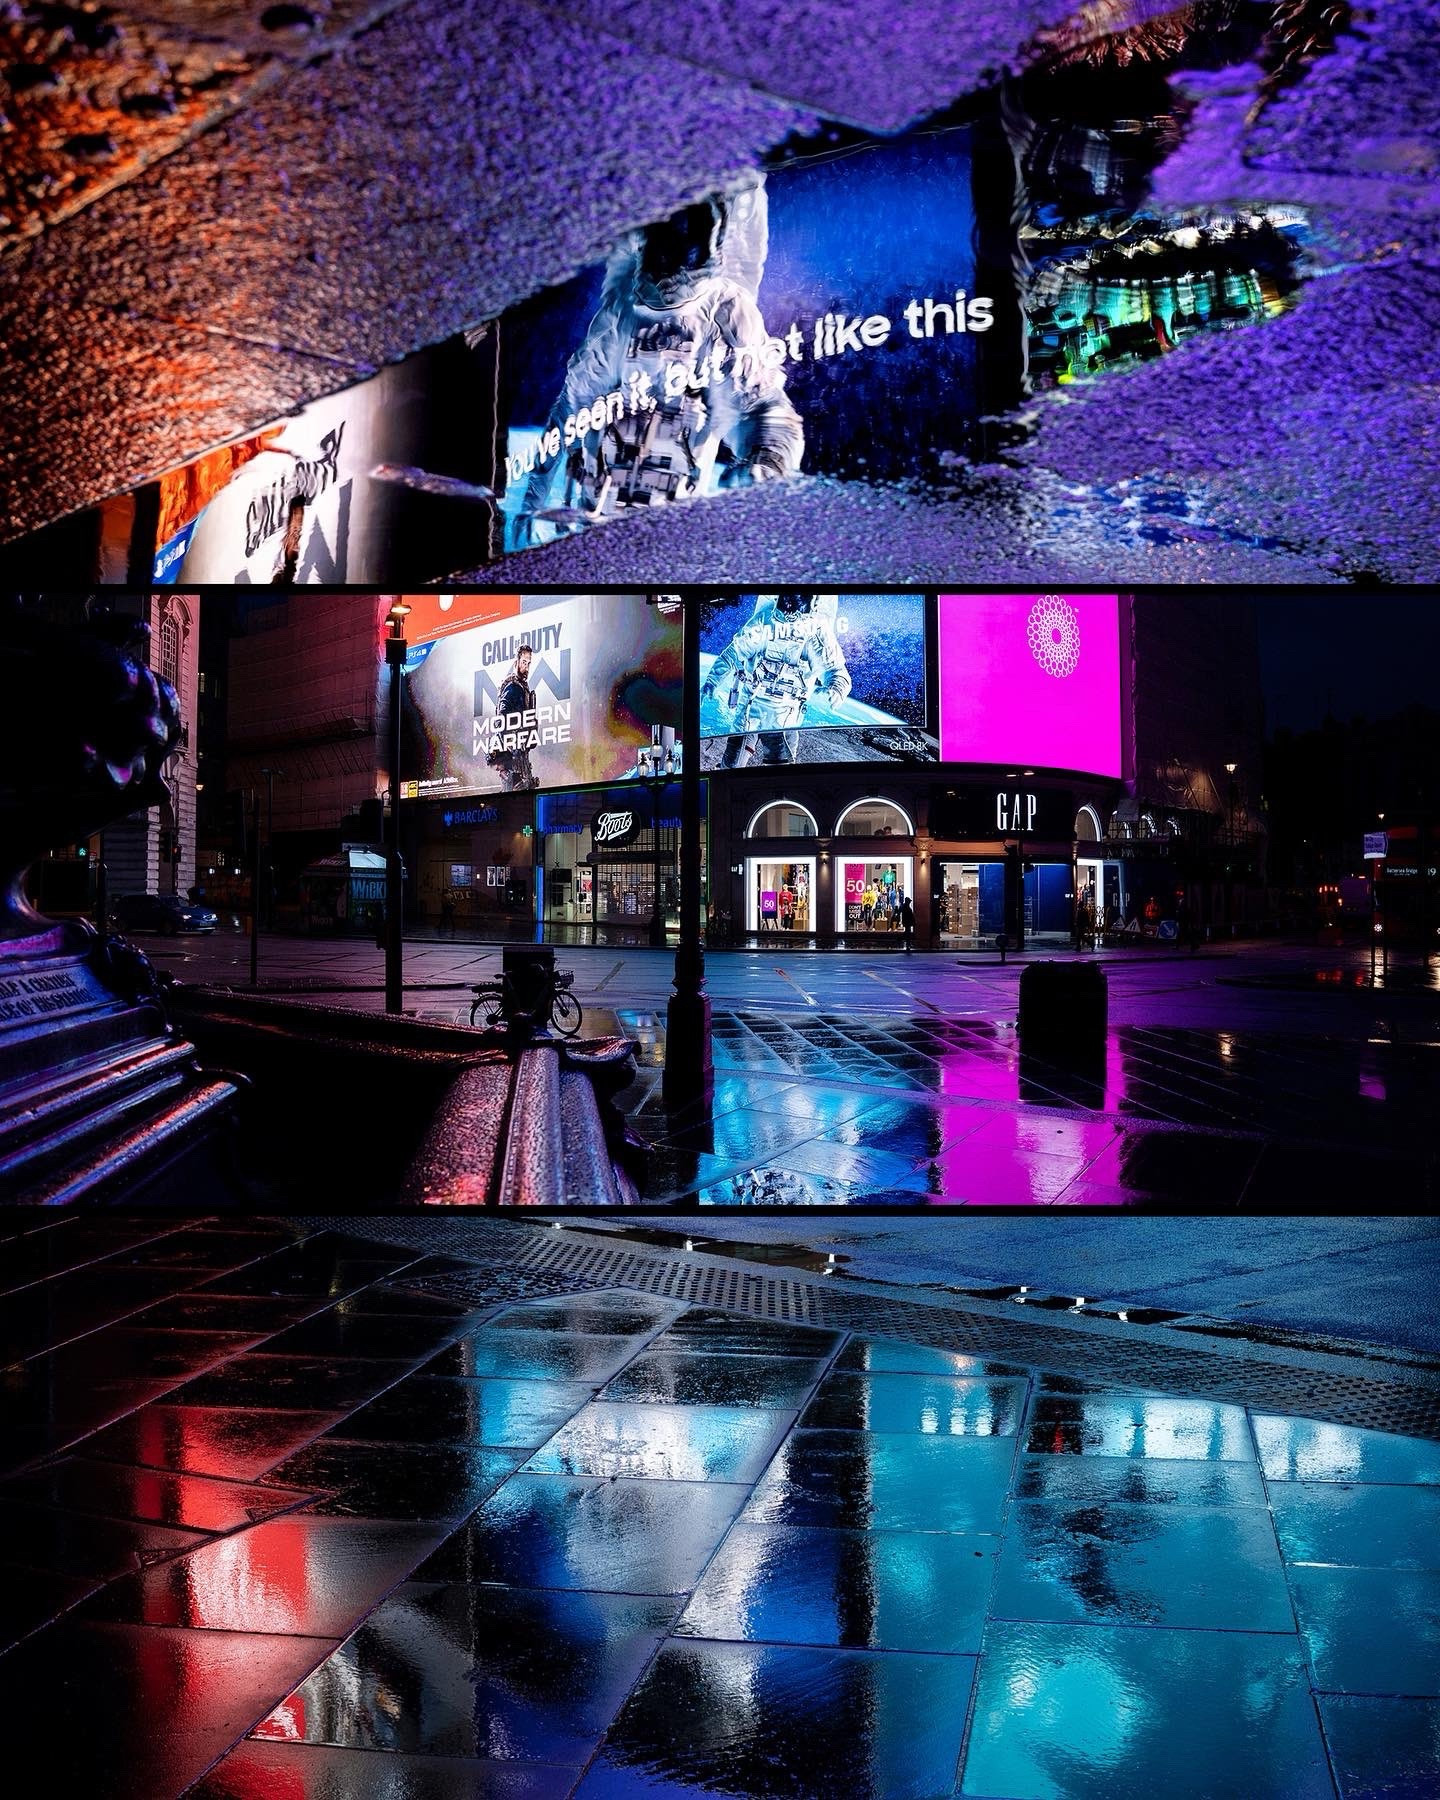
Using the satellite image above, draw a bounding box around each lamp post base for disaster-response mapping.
[663,985,713,1110]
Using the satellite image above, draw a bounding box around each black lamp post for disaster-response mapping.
[1225,760,1238,926]
[660,595,712,1109]
[384,600,410,1015]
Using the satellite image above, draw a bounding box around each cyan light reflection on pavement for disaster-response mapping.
[4,1216,1437,1798]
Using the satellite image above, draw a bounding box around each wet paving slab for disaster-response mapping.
[991,1499,1295,1632]
[327,1375,599,1449]
[83,1404,348,1481]
[83,1517,454,1636]
[0,1456,317,1532]
[601,1351,830,1409]
[526,1403,791,1486]
[1319,1696,1440,1800]
[253,1582,677,1763]
[622,1007,1438,1207]
[4,1224,1440,1796]
[415,1475,745,1597]
[799,1371,1027,1436]
[424,1329,643,1383]
[192,1739,581,1798]
[575,1638,977,1800]
[962,1621,1334,1799]
[676,1520,998,1653]
[257,1441,527,1522]
[743,1430,1017,1534]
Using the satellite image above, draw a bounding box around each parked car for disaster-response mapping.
[111,894,219,935]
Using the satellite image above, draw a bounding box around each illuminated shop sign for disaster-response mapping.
[699,593,935,769]
[591,809,640,848]
[933,786,1077,841]
[405,595,682,800]
[939,594,1122,780]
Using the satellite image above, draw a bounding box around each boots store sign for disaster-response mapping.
[591,808,640,848]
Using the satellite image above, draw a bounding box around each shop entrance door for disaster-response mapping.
[938,861,1007,947]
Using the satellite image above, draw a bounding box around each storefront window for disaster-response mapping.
[748,858,814,932]
[838,857,914,934]
[416,796,533,931]
[538,784,707,940]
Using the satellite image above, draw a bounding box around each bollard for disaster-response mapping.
[503,945,557,1031]
[1018,959,1108,1056]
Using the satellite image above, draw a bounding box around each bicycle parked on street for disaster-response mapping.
[469,966,583,1037]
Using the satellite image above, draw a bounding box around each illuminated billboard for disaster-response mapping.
[700,593,935,769]
[404,595,682,799]
[939,594,1122,778]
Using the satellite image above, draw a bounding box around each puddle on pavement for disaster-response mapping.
[52,0,1342,586]
[558,1223,852,1276]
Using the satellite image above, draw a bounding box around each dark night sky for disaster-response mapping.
[1253,594,1440,735]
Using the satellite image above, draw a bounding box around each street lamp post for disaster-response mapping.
[1224,760,1238,927]
[260,766,283,930]
[384,601,410,1015]
[662,596,712,1109]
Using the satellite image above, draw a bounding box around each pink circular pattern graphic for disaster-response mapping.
[1027,595,1081,678]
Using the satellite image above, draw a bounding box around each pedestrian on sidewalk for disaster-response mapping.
[901,893,916,952]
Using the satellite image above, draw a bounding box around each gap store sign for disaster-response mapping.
[938,595,1122,779]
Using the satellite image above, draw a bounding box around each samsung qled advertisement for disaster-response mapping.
[488,124,983,558]
[699,593,934,769]
[405,595,682,799]
[939,594,1122,779]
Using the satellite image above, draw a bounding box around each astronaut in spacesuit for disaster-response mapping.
[513,176,804,547]
[702,593,853,768]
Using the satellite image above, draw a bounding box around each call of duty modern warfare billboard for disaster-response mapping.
[939,593,1123,779]
[699,593,934,769]
[403,595,682,799]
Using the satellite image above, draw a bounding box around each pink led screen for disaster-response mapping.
[939,594,1122,778]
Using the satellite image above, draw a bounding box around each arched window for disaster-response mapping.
[746,800,819,839]
[834,797,914,839]
[1140,813,1157,839]
[1074,804,1103,842]
[1166,817,1182,838]
[158,613,181,699]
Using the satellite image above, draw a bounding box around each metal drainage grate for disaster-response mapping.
[302,1217,1440,1444]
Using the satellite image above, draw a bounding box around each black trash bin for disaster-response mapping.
[1018,959,1108,1054]
[502,946,556,1029]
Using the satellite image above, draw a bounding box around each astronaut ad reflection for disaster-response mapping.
[699,593,933,769]
[510,178,804,550]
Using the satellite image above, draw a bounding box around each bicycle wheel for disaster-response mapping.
[551,990,583,1038]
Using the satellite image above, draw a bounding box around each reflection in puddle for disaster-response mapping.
[559,1224,851,1275]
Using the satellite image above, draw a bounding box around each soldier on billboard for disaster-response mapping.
[702,593,854,768]
[486,643,541,792]
[513,176,804,547]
